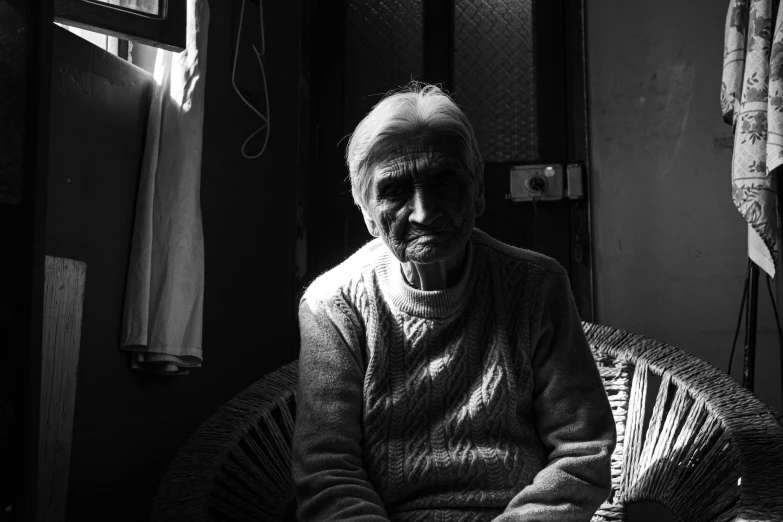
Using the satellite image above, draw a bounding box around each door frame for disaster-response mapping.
[564,0,595,321]
[16,0,55,519]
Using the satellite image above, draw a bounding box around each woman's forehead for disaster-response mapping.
[374,135,465,178]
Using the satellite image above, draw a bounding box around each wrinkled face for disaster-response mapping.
[361,134,484,265]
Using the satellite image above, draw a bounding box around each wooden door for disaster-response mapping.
[306,0,593,320]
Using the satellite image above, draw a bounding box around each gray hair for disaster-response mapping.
[345,83,484,210]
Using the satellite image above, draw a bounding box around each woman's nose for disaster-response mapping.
[408,188,442,226]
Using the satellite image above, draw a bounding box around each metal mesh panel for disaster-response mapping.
[454,0,538,162]
[344,0,424,129]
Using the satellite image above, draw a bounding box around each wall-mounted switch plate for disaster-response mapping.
[509,164,564,202]
[566,163,584,199]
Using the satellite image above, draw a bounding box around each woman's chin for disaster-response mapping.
[404,243,454,264]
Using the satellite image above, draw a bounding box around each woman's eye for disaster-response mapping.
[438,174,459,187]
[382,187,404,199]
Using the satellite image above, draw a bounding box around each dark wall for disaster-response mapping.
[0,0,31,516]
[586,0,782,416]
[46,1,301,519]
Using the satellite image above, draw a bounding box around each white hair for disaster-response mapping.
[345,82,484,209]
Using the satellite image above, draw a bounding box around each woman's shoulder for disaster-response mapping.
[301,237,386,307]
[471,228,566,277]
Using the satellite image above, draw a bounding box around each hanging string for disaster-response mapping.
[232,0,270,159]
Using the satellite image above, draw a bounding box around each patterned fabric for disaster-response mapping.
[722,0,782,276]
[292,229,616,521]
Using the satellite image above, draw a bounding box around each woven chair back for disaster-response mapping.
[152,323,783,522]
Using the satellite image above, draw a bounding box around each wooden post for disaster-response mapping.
[16,0,55,519]
[777,233,783,417]
[37,256,86,522]
[423,0,454,92]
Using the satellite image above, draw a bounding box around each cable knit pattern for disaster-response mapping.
[292,229,616,522]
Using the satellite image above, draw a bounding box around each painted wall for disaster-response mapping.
[46,0,301,519]
[586,0,782,415]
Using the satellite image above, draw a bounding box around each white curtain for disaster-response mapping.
[120,0,210,374]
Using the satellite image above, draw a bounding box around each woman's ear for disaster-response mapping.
[361,207,381,237]
[473,179,486,218]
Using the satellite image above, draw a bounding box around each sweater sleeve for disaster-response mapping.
[291,293,391,522]
[494,267,616,522]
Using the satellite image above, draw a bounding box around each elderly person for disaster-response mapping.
[292,83,616,522]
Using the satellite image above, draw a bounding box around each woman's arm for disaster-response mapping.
[292,292,390,522]
[495,267,616,522]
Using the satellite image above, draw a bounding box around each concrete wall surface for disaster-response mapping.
[586,0,782,415]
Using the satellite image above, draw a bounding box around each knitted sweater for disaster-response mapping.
[292,229,616,522]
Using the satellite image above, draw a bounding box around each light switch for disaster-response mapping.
[509,165,564,202]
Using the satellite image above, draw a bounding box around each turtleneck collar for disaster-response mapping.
[375,231,482,319]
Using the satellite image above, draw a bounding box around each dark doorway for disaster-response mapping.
[305,0,594,320]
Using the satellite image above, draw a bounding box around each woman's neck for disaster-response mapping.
[401,245,467,290]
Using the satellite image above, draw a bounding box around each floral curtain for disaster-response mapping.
[722,0,782,277]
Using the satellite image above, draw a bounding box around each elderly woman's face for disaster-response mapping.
[361,134,482,265]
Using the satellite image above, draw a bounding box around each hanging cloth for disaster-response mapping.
[120,0,210,374]
[722,0,781,277]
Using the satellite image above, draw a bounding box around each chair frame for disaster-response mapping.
[585,323,783,522]
[152,323,783,522]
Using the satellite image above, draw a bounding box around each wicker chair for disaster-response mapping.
[151,323,783,522]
